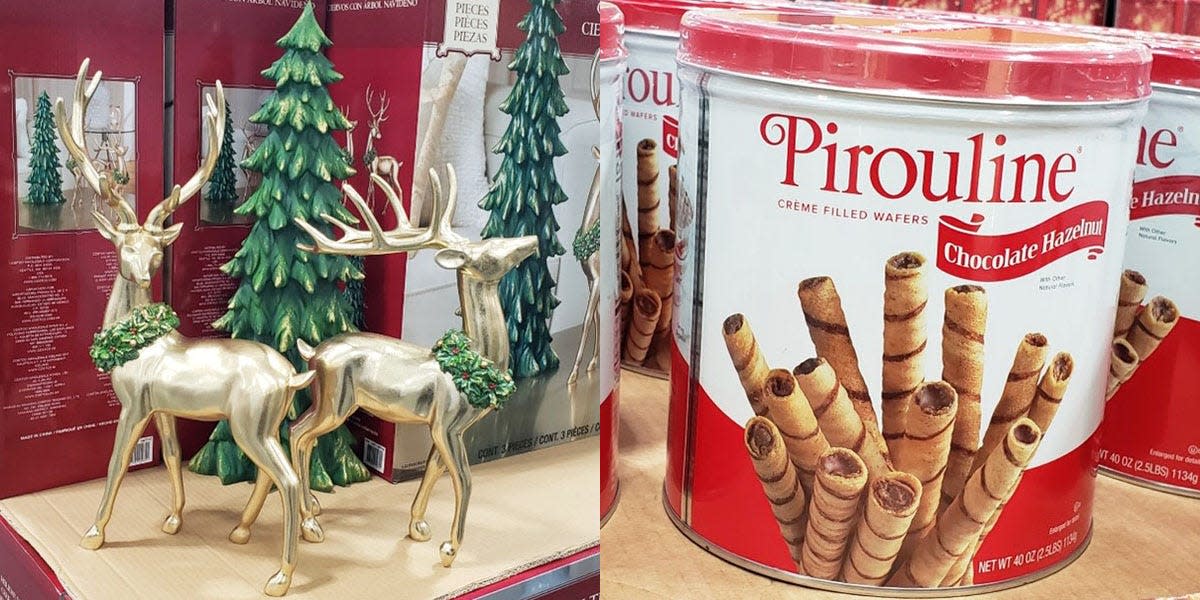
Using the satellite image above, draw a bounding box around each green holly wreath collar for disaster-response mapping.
[90,303,179,372]
[433,330,516,410]
[572,221,600,262]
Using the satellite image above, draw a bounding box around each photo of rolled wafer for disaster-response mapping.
[723,313,772,416]
[642,230,677,371]
[797,276,878,429]
[793,357,892,479]
[946,473,1023,587]
[619,271,633,317]
[1113,269,1148,338]
[841,471,922,585]
[636,138,661,251]
[940,285,987,512]
[892,381,957,561]
[1027,352,1074,434]
[799,448,868,580]
[624,290,661,364]
[973,332,1048,475]
[668,164,679,233]
[889,419,1042,588]
[759,369,830,497]
[1105,339,1139,400]
[745,417,808,569]
[881,252,928,456]
[1125,296,1179,367]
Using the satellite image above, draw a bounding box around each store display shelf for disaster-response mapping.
[601,372,1200,600]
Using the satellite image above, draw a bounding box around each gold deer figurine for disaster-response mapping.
[569,56,603,385]
[363,85,403,211]
[280,166,537,567]
[57,60,308,597]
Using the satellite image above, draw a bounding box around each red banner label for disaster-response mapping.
[663,115,679,159]
[1131,175,1200,223]
[936,201,1109,282]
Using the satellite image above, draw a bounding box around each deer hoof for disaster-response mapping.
[161,514,182,535]
[80,526,105,550]
[310,494,322,516]
[263,570,292,597]
[567,372,578,386]
[229,526,251,545]
[439,542,457,567]
[301,517,325,543]
[409,520,431,542]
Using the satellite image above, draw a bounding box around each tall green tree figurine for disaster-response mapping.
[25,91,65,206]
[205,104,238,205]
[478,0,570,379]
[188,1,371,491]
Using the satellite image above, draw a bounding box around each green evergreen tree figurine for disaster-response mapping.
[205,104,238,205]
[25,91,65,206]
[188,2,371,491]
[478,0,570,379]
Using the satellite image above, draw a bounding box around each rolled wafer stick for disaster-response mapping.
[893,381,957,561]
[620,202,644,293]
[642,231,676,370]
[799,448,868,580]
[668,164,679,233]
[1125,296,1179,366]
[619,271,634,334]
[1113,269,1148,338]
[940,285,987,512]
[841,471,922,585]
[1105,339,1139,400]
[723,314,771,416]
[797,277,877,428]
[760,369,830,496]
[973,333,1048,474]
[636,138,661,250]
[624,290,661,364]
[745,417,808,569]
[1027,352,1074,434]
[889,419,1042,588]
[881,252,928,455]
[945,473,1022,587]
[793,358,891,479]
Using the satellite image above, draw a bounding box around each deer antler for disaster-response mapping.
[54,59,137,226]
[366,85,390,123]
[295,165,466,256]
[590,53,600,121]
[146,82,226,232]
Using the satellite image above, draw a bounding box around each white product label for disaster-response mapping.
[130,436,154,466]
[437,0,501,60]
[681,71,1145,469]
[621,33,679,234]
[600,56,623,398]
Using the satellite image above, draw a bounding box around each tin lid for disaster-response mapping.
[610,0,835,35]
[599,2,627,61]
[678,11,1153,103]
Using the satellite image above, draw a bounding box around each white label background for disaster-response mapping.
[600,58,623,396]
[681,72,1146,468]
[620,32,678,234]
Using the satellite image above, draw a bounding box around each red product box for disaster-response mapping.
[1114,0,1196,33]
[0,516,69,600]
[877,0,1106,25]
[328,0,602,482]
[168,0,328,458]
[0,1,165,499]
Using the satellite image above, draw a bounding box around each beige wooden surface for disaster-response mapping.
[601,372,1200,600]
[0,438,599,600]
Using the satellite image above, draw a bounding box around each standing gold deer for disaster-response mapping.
[363,85,402,210]
[275,166,537,567]
[56,60,308,597]
[569,56,603,385]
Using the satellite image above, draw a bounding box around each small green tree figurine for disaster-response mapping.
[25,91,65,206]
[188,1,371,491]
[205,104,239,208]
[478,0,571,379]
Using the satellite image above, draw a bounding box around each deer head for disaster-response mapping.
[365,84,389,142]
[55,59,225,288]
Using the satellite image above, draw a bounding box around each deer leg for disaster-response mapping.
[588,286,601,372]
[155,414,186,535]
[82,406,151,550]
[229,470,271,545]
[232,421,301,598]
[569,283,601,385]
[439,426,472,568]
[407,446,445,542]
[290,386,353,543]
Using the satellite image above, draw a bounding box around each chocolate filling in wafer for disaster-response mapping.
[635,293,659,313]
[1113,340,1136,364]
[914,381,956,415]
[795,357,823,376]
[1025,332,1047,348]
[638,138,657,153]
[952,284,985,294]
[798,276,829,293]
[767,370,795,396]
[1013,422,1039,445]
[1124,269,1146,286]
[1151,297,1179,323]
[1052,353,1074,380]
[874,477,917,512]
[723,313,744,335]
[888,252,924,270]
[820,449,863,477]
[747,420,776,458]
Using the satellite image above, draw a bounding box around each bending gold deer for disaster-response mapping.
[280,166,536,567]
[57,60,308,597]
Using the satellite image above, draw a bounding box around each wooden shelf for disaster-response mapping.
[601,372,1200,599]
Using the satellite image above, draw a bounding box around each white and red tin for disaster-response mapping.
[666,12,1151,593]
[1091,32,1200,498]
[600,1,627,526]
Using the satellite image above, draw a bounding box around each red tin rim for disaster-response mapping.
[678,10,1153,103]
[600,2,627,61]
[608,0,790,35]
